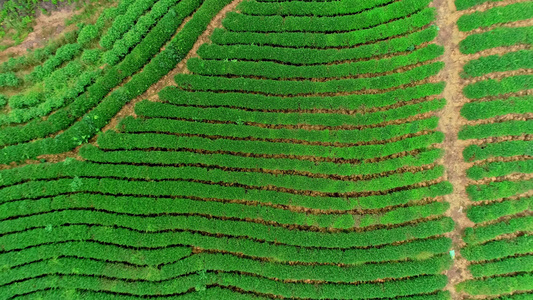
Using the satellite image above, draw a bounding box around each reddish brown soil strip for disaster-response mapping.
[463,45,532,61]
[464,68,533,84]
[470,172,533,186]
[431,0,475,298]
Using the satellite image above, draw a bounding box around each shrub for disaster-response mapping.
[81,49,102,65]
[0,72,21,87]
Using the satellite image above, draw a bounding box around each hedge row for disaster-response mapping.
[466,159,533,180]
[1,251,450,286]
[455,0,504,10]
[0,71,20,87]
[24,43,81,83]
[466,179,533,201]
[466,195,532,223]
[0,271,448,299]
[197,26,438,64]
[102,0,182,65]
[463,216,533,245]
[463,75,533,99]
[457,273,533,296]
[0,0,218,164]
[0,221,451,267]
[188,44,443,79]
[0,160,446,196]
[158,82,445,110]
[237,0,395,16]
[223,0,430,33]
[469,255,533,277]
[98,0,159,49]
[0,189,444,231]
[120,115,440,145]
[0,68,101,127]
[461,96,533,120]
[81,145,442,178]
[0,160,452,211]
[457,1,533,32]
[461,234,532,261]
[463,140,533,162]
[77,0,137,46]
[210,9,436,48]
[11,288,453,300]
[7,90,44,109]
[459,119,533,140]
[96,130,445,161]
[462,50,533,78]
[173,62,444,95]
[0,194,454,248]
[0,30,79,73]
[136,98,446,127]
[459,26,533,54]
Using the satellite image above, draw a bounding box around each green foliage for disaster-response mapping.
[466,179,533,201]
[76,24,99,46]
[174,62,444,95]
[159,82,445,110]
[80,48,102,65]
[8,90,44,109]
[466,160,533,180]
[463,75,533,99]
[455,0,504,10]
[0,72,21,87]
[99,0,159,49]
[211,9,437,48]
[461,96,533,120]
[120,115,440,145]
[0,94,7,107]
[469,255,533,278]
[137,98,445,127]
[97,130,444,161]
[459,26,533,55]
[457,273,533,296]
[457,1,533,31]
[466,196,532,223]
[25,43,82,83]
[225,0,431,32]
[459,119,533,140]
[237,0,395,16]
[462,50,533,78]
[198,26,439,64]
[462,234,533,261]
[463,216,533,244]
[189,44,444,79]
[101,0,181,66]
[463,140,533,162]
[82,145,442,179]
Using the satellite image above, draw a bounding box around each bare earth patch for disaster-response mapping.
[0,3,83,62]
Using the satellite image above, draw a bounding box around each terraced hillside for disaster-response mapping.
[0,0,531,298]
[453,0,533,298]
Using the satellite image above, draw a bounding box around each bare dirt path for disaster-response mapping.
[101,0,244,134]
[431,0,475,298]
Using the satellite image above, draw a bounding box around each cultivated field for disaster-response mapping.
[0,0,531,299]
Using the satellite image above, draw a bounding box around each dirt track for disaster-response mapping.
[431,0,475,298]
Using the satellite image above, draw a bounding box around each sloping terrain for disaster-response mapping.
[0,0,531,299]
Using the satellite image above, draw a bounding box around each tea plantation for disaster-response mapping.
[0,0,531,298]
